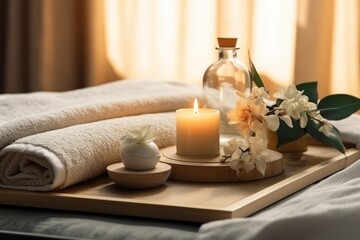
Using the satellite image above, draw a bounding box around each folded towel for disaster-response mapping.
[0,112,177,191]
[330,114,360,148]
[0,80,201,191]
[0,79,201,149]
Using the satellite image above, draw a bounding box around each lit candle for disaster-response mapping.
[176,99,220,157]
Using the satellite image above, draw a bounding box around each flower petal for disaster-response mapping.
[121,125,155,144]
[264,115,280,131]
[256,158,267,176]
[241,152,251,162]
[300,113,308,128]
[279,115,293,128]
[243,159,255,173]
[231,149,240,160]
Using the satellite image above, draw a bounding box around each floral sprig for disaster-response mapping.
[249,57,360,154]
[220,136,268,176]
[221,86,275,176]
[226,87,281,138]
[221,58,360,176]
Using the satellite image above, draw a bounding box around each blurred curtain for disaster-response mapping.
[1,0,359,98]
[0,0,119,93]
[104,0,360,98]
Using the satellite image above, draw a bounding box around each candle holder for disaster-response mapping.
[160,145,282,182]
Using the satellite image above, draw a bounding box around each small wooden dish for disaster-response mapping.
[106,162,171,189]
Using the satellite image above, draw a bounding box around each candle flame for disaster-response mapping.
[194,99,198,115]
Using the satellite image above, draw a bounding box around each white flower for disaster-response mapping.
[274,84,303,100]
[120,125,155,144]
[263,115,280,131]
[250,87,270,105]
[230,152,255,175]
[275,85,317,128]
[255,156,267,176]
[227,98,273,137]
[248,135,268,154]
[223,138,237,156]
[227,138,255,175]
[222,137,267,176]
[279,115,293,128]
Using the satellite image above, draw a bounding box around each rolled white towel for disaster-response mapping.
[0,112,177,191]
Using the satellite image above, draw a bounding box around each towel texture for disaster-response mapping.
[0,79,200,149]
[0,113,177,191]
[0,80,201,191]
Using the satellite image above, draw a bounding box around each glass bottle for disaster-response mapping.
[203,38,251,144]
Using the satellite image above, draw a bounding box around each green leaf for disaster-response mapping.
[296,82,318,103]
[248,55,265,88]
[318,94,360,120]
[276,119,306,147]
[305,120,346,154]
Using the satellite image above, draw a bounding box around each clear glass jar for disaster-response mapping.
[203,38,251,143]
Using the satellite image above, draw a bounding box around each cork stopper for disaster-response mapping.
[217,38,237,48]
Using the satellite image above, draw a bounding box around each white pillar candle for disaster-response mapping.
[176,99,220,157]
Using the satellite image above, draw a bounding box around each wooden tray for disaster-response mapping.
[0,144,359,223]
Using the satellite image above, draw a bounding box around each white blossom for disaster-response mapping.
[255,157,267,176]
[250,87,270,104]
[227,95,275,137]
[223,138,238,156]
[223,137,268,176]
[120,125,155,144]
[274,85,317,129]
[274,84,303,100]
[230,152,255,175]
[279,115,293,128]
[263,115,280,131]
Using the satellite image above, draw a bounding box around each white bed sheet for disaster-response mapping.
[197,157,360,240]
[197,115,360,240]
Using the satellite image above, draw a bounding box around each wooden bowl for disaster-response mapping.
[107,162,171,189]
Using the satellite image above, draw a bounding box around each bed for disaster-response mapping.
[0,80,359,240]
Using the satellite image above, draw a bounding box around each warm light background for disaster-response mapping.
[1,0,359,99]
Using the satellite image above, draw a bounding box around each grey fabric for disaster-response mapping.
[197,114,360,240]
[197,157,360,240]
[0,206,199,240]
